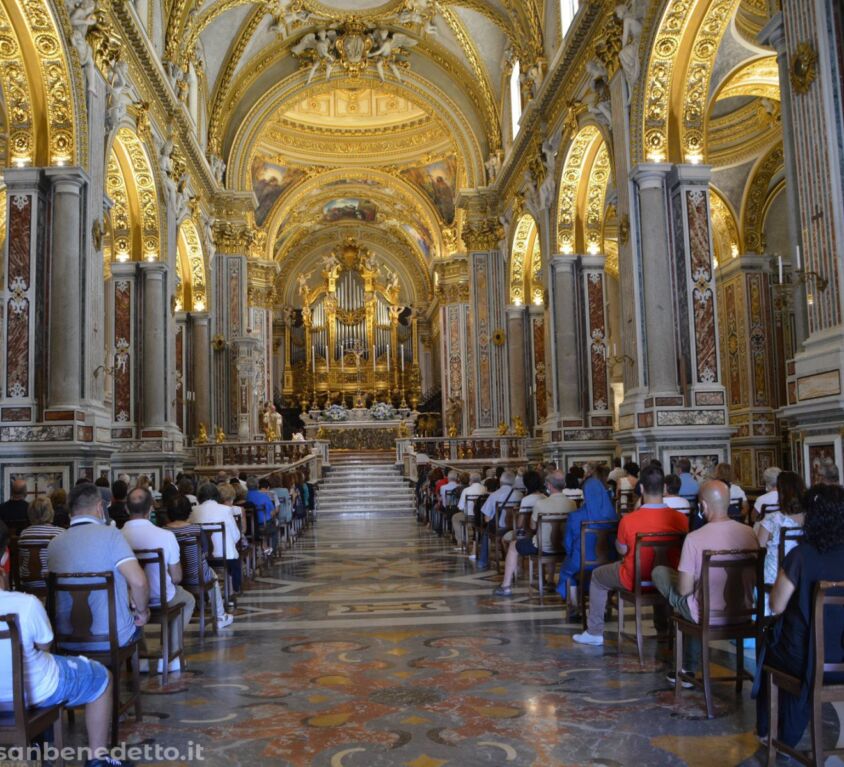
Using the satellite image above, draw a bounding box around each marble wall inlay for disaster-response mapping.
[6,195,31,400]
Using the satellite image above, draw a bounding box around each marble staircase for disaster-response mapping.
[317,451,414,517]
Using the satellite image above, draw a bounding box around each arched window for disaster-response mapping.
[560,0,578,38]
[510,60,522,140]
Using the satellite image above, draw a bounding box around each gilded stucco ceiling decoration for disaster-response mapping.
[509,212,536,305]
[709,185,742,265]
[707,96,781,167]
[640,0,742,163]
[115,127,161,261]
[177,218,208,311]
[734,0,770,42]
[557,126,607,254]
[583,142,611,256]
[0,0,81,165]
[711,55,780,103]
[106,149,132,260]
[741,140,784,253]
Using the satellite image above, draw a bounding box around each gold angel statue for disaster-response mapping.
[196,422,208,444]
[214,425,225,444]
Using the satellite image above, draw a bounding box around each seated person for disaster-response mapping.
[502,470,546,546]
[494,471,574,596]
[755,484,844,749]
[165,496,233,630]
[663,474,691,514]
[17,496,65,593]
[46,483,150,651]
[676,457,700,498]
[452,471,485,552]
[190,483,242,596]
[439,470,459,508]
[652,480,758,685]
[557,467,618,607]
[562,471,584,503]
[0,522,132,767]
[753,466,782,522]
[0,479,31,536]
[757,470,805,590]
[107,479,129,528]
[478,471,522,567]
[247,476,276,554]
[573,464,688,646]
[713,462,749,521]
[49,488,70,529]
[121,488,195,673]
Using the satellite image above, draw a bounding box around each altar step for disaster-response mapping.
[317,459,414,517]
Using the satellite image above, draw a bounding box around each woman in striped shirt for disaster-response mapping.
[18,496,65,592]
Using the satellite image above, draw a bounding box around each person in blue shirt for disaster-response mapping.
[676,457,699,498]
[557,469,617,612]
[246,475,277,554]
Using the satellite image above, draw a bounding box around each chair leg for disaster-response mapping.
[161,620,169,686]
[131,646,142,723]
[616,596,624,655]
[634,600,644,667]
[735,637,744,693]
[53,707,65,767]
[811,696,824,767]
[767,672,777,767]
[111,658,121,746]
[674,626,683,700]
[701,640,714,719]
[198,589,206,640]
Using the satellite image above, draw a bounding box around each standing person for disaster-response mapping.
[0,479,30,535]
[121,487,195,674]
[0,522,134,767]
[573,464,688,646]
[755,484,844,749]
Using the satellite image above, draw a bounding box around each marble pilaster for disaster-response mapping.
[191,312,212,437]
[505,304,528,430]
[437,256,471,436]
[549,254,581,423]
[233,336,259,439]
[139,262,169,432]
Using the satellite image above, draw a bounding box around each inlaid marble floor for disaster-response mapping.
[113,513,841,766]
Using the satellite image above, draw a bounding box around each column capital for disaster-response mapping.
[551,253,578,271]
[758,12,785,53]
[631,163,673,190]
[189,311,210,326]
[580,255,606,270]
[109,261,137,278]
[528,303,544,317]
[670,163,712,187]
[1,167,44,188]
[505,304,526,318]
[44,166,89,191]
[138,261,167,276]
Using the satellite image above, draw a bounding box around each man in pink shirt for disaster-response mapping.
[652,479,758,686]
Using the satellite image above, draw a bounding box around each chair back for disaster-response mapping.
[632,532,686,594]
[617,489,636,515]
[46,571,119,652]
[494,502,520,533]
[0,613,27,723]
[534,513,567,554]
[176,531,211,589]
[241,502,259,537]
[776,527,804,572]
[698,548,764,628]
[131,548,169,608]
[198,521,227,561]
[445,489,460,509]
[16,539,51,596]
[813,581,844,684]
[463,495,481,518]
[580,522,618,575]
[727,501,744,522]
[758,503,780,522]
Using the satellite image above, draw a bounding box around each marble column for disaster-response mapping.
[233,336,258,439]
[505,304,528,429]
[191,312,211,435]
[550,254,581,420]
[140,263,168,430]
[46,169,88,409]
[527,304,548,430]
[631,163,678,397]
[581,256,612,426]
[759,12,808,349]
[438,256,471,435]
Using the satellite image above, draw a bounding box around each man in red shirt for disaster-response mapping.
[573,463,688,646]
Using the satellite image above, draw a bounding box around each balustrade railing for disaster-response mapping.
[194,439,329,474]
[397,436,528,470]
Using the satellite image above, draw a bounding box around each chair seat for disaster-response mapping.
[0,704,62,733]
[675,615,759,640]
[617,586,663,604]
[764,664,802,696]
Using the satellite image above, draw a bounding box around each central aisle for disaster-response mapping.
[125,511,762,767]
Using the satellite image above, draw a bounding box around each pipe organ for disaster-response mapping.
[282,238,420,406]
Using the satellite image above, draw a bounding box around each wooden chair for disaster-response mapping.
[492,502,520,572]
[131,548,185,685]
[443,489,461,536]
[673,548,764,718]
[757,503,780,524]
[198,521,231,607]
[727,501,745,523]
[46,571,142,744]
[177,531,218,640]
[527,513,567,602]
[0,613,64,766]
[776,527,804,571]
[616,489,636,516]
[460,494,481,551]
[616,531,686,667]
[239,502,262,575]
[765,580,844,766]
[569,522,618,630]
[9,538,51,598]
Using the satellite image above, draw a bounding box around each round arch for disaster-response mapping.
[709,185,742,265]
[0,0,83,166]
[509,213,540,306]
[740,141,784,254]
[176,218,208,311]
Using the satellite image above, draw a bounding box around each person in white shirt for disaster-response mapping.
[753,466,781,522]
[121,488,195,673]
[663,474,691,514]
[452,472,485,553]
[607,457,626,486]
[713,462,749,521]
[0,522,133,767]
[479,471,523,566]
[439,470,459,508]
[189,483,243,595]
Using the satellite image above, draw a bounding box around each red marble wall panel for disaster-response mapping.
[532,315,547,422]
[113,281,132,424]
[175,325,184,432]
[747,272,770,407]
[686,190,718,384]
[6,195,31,399]
[586,273,609,412]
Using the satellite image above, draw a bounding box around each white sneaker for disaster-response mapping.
[572,631,604,646]
[138,659,149,673]
[216,613,234,629]
[156,657,183,673]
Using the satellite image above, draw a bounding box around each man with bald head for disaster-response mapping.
[0,479,31,535]
[652,479,759,684]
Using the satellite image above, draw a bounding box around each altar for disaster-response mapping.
[302,406,417,451]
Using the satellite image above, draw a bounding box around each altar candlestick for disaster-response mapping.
[796,245,802,269]
[777,255,783,284]
[401,343,405,372]
[311,345,315,374]
[373,344,376,364]
[387,344,391,373]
